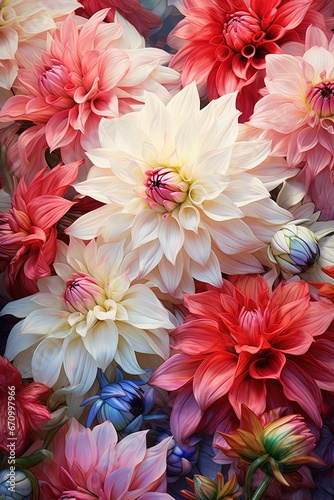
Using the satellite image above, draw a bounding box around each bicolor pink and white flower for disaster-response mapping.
[31,418,174,499]
[249,26,334,177]
[166,0,331,120]
[0,0,80,91]
[0,9,180,180]
[0,161,81,299]
[1,237,174,399]
[150,275,334,442]
[66,84,293,297]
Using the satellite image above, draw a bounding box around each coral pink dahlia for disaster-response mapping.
[150,275,334,442]
[0,10,180,180]
[0,161,80,299]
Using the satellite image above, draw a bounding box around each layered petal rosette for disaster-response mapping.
[0,0,80,91]
[249,26,334,177]
[67,84,293,297]
[166,0,330,119]
[31,418,174,499]
[0,9,180,179]
[150,275,334,442]
[1,237,174,398]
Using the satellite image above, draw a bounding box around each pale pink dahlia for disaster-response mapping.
[31,418,173,499]
[167,0,330,120]
[150,275,334,442]
[249,26,334,176]
[0,161,81,299]
[1,237,174,399]
[66,84,293,298]
[0,10,180,180]
[0,0,80,90]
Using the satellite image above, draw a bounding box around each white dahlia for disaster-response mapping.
[1,237,174,395]
[67,84,293,297]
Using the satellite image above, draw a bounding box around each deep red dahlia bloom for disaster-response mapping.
[0,356,51,457]
[150,275,334,442]
[168,0,329,119]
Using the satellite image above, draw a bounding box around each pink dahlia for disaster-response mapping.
[0,161,80,299]
[0,356,51,457]
[31,417,173,499]
[248,26,334,177]
[76,0,162,37]
[0,10,180,180]
[167,0,330,120]
[150,275,334,442]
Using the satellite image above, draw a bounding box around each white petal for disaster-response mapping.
[205,218,263,254]
[0,295,36,318]
[138,240,164,278]
[131,210,160,248]
[4,322,41,361]
[230,140,272,171]
[63,336,97,395]
[157,253,184,296]
[201,195,244,221]
[166,82,200,122]
[158,215,184,264]
[113,336,145,374]
[304,46,334,81]
[82,320,118,371]
[121,284,173,329]
[190,251,223,287]
[184,227,211,265]
[66,204,118,239]
[178,203,200,232]
[32,338,64,387]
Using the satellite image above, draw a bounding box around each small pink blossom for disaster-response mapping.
[0,161,80,299]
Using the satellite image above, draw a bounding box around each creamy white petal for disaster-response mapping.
[131,210,160,248]
[183,227,211,266]
[32,338,64,387]
[63,336,98,395]
[190,250,223,287]
[4,322,41,361]
[121,284,173,329]
[158,215,184,265]
[114,336,145,374]
[66,204,118,239]
[82,320,119,371]
[138,240,164,278]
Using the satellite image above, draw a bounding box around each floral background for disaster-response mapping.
[1,0,334,498]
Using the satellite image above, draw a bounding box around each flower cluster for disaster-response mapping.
[1,1,334,499]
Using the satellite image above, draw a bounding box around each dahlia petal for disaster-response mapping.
[167,81,200,122]
[29,195,74,228]
[150,353,203,391]
[157,252,187,296]
[0,26,18,60]
[280,361,322,426]
[183,227,211,265]
[190,250,223,287]
[228,370,267,418]
[172,318,223,354]
[113,335,145,374]
[158,216,184,265]
[4,323,40,361]
[117,429,148,467]
[205,218,262,254]
[304,46,334,79]
[45,109,79,150]
[131,210,159,248]
[31,338,64,387]
[292,301,334,337]
[99,49,130,90]
[104,468,133,500]
[193,352,238,410]
[81,320,118,372]
[231,140,272,171]
[66,204,118,239]
[201,195,244,221]
[0,59,18,90]
[63,336,97,395]
[137,240,164,278]
[122,293,171,332]
[116,322,156,355]
[274,0,312,30]
[175,114,201,164]
[178,203,201,231]
[170,383,204,443]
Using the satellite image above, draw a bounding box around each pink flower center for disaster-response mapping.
[38,65,72,98]
[306,81,334,118]
[63,272,104,314]
[223,12,262,52]
[144,167,188,218]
